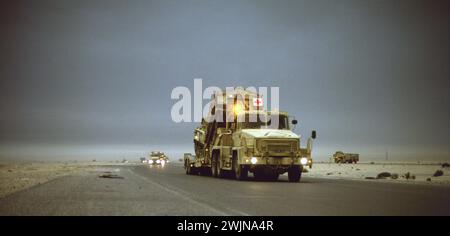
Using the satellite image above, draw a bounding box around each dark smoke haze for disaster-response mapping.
[0,0,449,161]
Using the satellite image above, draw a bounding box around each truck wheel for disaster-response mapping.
[211,152,219,178]
[288,166,302,182]
[185,162,190,175]
[232,157,247,180]
[218,168,226,178]
[186,162,197,175]
[235,164,248,180]
[185,160,191,175]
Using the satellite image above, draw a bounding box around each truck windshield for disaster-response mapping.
[239,114,289,130]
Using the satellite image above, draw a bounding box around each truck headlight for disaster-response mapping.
[300,157,308,165]
[149,160,154,164]
[250,157,257,164]
[156,160,161,164]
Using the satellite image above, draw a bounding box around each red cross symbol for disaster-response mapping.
[253,98,263,107]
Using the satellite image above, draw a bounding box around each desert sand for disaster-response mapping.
[306,162,450,185]
[0,161,136,198]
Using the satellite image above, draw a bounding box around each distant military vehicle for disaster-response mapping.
[184,88,316,182]
[148,151,168,165]
[332,151,359,163]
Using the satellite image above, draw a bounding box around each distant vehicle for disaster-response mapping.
[148,151,168,165]
[332,151,359,164]
[184,88,316,182]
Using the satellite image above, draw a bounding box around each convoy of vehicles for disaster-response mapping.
[184,88,316,182]
[142,88,363,181]
[144,88,361,182]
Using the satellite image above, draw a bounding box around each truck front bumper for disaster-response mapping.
[242,156,311,167]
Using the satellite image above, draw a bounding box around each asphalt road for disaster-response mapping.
[1,164,449,215]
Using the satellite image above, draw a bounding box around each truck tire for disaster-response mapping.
[185,162,190,175]
[288,166,302,182]
[211,152,219,178]
[186,161,197,175]
[232,156,247,180]
[185,160,191,175]
[235,164,248,180]
[217,163,226,178]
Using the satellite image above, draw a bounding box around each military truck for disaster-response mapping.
[184,88,316,182]
[332,151,359,163]
[148,151,168,165]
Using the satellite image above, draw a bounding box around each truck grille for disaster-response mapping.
[268,144,292,153]
[259,139,298,153]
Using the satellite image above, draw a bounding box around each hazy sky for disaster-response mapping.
[0,0,449,161]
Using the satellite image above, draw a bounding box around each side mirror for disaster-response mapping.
[311,130,317,139]
[291,119,298,125]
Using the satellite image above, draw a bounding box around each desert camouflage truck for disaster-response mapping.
[332,151,359,164]
[184,88,316,182]
[148,151,168,165]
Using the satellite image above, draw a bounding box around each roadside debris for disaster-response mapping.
[298,163,450,184]
[402,172,415,180]
[99,172,124,179]
[377,172,391,179]
[390,173,399,179]
[433,170,444,177]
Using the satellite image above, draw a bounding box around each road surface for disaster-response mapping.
[1,164,449,215]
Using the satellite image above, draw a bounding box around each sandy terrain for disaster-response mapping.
[306,162,450,185]
[0,161,137,198]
